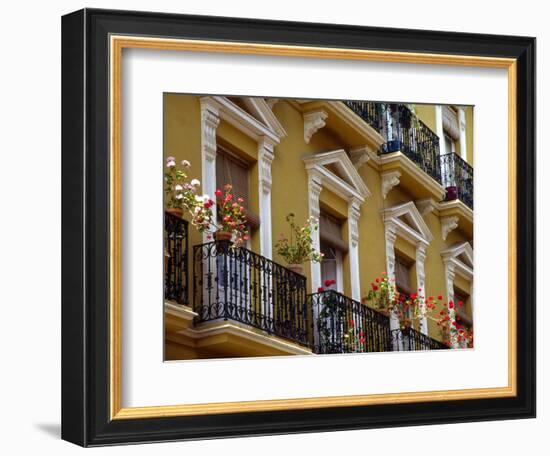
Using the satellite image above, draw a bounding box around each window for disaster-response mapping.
[216,146,260,230]
[319,212,347,292]
[395,256,413,296]
[442,105,460,155]
[454,288,473,347]
[395,256,414,319]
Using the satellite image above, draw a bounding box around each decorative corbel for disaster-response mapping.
[381,170,401,199]
[303,110,328,144]
[441,216,459,240]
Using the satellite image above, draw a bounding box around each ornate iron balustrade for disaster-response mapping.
[164,211,189,305]
[343,100,383,132]
[307,290,391,354]
[345,101,442,183]
[440,152,474,209]
[390,327,448,351]
[193,241,309,347]
[379,104,442,182]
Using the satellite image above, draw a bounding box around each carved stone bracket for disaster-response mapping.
[415,198,437,216]
[303,110,328,144]
[381,170,401,199]
[349,145,371,170]
[258,138,275,194]
[441,216,459,240]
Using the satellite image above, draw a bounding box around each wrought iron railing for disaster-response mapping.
[193,241,309,347]
[164,211,189,305]
[345,102,442,183]
[307,290,391,354]
[440,152,474,209]
[390,327,448,351]
[379,104,442,182]
[344,100,383,132]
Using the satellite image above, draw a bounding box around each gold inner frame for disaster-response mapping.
[109,35,517,420]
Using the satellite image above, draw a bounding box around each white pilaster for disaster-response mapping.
[435,105,446,156]
[200,100,220,241]
[443,263,459,348]
[384,223,400,332]
[308,173,323,293]
[416,243,428,335]
[458,107,468,160]
[348,198,362,301]
[258,138,275,259]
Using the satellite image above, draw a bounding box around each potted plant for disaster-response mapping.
[212,184,249,248]
[275,213,323,275]
[165,157,199,217]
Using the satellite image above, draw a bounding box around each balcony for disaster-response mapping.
[193,240,310,349]
[440,152,474,209]
[343,100,382,133]
[308,290,392,354]
[379,104,441,183]
[164,211,189,305]
[164,215,448,355]
[390,327,448,351]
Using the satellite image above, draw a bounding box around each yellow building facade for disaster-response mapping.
[164,95,474,360]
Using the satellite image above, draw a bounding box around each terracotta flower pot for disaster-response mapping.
[166,207,184,218]
[287,264,304,275]
[214,230,233,242]
[445,185,458,201]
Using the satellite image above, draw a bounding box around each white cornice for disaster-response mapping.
[380,201,434,245]
[242,97,287,138]
[329,101,386,148]
[200,96,281,144]
[303,149,371,200]
[441,241,474,281]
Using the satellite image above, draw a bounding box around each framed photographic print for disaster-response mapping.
[61,8,536,447]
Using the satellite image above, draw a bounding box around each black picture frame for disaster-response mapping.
[62,8,536,447]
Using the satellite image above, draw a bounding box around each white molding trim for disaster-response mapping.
[308,172,323,293]
[201,96,280,144]
[242,97,287,139]
[381,170,401,199]
[303,109,328,144]
[381,202,433,336]
[458,107,468,160]
[200,96,285,257]
[380,201,434,246]
[258,138,276,259]
[441,215,460,241]
[303,149,371,200]
[303,150,370,297]
[441,241,474,282]
[348,198,362,300]
[329,101,386,148]
[435,105,446,155]
[199,98,221,241]
[441,241,474,348]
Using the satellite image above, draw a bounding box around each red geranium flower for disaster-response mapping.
[371,283,378,291]
[448,301,454,309]
[317,287,325,293]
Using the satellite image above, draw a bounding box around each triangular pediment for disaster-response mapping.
[442,242,474,268]
[303,149,371,200]
[381,201,433,243]
[240,97,287,138]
